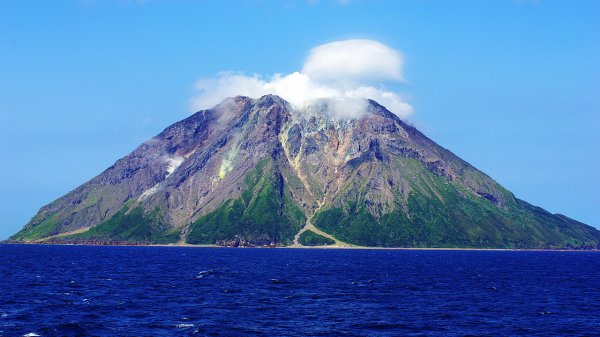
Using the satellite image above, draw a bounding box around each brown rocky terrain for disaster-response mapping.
[11,95,600,249]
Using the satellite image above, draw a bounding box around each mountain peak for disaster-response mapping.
[11,96,600,249]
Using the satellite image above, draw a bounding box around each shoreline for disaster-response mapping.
[1,241,597,252]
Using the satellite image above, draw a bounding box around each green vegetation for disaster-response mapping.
[12,97,600,250]
[186,160,306,245]
[12,151,598,249]
[299,230,335,246]
[69,204,180,244]
[314,158,600,249]
[11,214,60,241]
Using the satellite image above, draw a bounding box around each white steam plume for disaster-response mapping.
[190,39,412,119]
[164,155,184,177]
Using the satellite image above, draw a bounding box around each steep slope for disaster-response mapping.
[12,96,316,245]
[11,95,600,249]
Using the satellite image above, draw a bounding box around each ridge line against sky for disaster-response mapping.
[0,0,598,239]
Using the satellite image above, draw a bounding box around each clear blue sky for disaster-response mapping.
[1,0,598,239]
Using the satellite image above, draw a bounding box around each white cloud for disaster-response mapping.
[190,39,412,119]
[302,39,403,84]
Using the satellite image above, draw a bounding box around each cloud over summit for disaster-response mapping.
[191,39,412,118]
[302,39,403,84]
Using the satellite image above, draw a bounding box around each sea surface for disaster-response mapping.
[1,244,599,336]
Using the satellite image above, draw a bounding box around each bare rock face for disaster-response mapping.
[11,95,600,249]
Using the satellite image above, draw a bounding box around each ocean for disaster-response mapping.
[1,244,599,336]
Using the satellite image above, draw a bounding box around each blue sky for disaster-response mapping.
[1,0,598,239]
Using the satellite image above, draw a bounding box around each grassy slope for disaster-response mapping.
[186,160,306,245]
[299,230,335,246]
[11,185,131,242]
[65,201,180,244]
[314,158,600,249]
[11,214,61,241]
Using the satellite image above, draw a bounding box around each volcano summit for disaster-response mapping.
[11,95,600,249]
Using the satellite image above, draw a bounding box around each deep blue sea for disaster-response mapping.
[1,245,599,336]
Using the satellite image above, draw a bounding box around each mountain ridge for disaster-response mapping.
[10,95,600,249]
